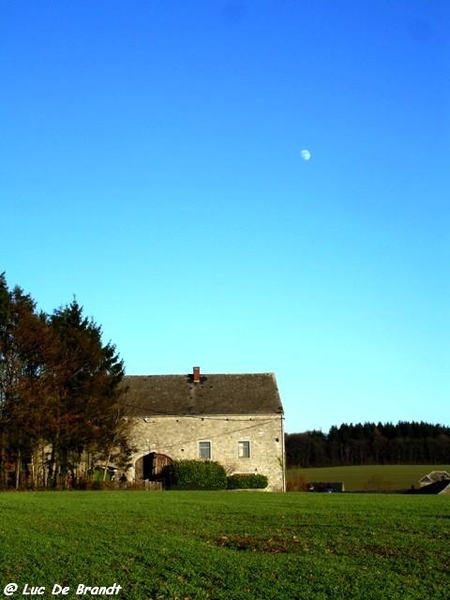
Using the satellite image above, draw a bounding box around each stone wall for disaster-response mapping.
[128,414,285,491]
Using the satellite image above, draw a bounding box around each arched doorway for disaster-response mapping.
[135,452,173,481]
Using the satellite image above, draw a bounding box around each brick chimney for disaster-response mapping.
[193,366,201,383]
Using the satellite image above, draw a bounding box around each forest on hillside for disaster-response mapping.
[285,422,450,468]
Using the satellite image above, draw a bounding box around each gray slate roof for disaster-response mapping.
[121,373,283,417]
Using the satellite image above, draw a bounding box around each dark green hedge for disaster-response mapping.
[226,473,268,490]
[161,460,227,490]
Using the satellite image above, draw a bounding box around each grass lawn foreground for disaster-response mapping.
[0,490,448,600]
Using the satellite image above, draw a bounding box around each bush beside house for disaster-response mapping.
[227,474,268,490]
[162,460,227,490]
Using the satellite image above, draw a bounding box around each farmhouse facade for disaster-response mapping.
[121,367,285,491]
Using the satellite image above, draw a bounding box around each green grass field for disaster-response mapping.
[287,464,450,492]
[0,490,449,600]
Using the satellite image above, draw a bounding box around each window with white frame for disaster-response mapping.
[199,441,211,459]
[238,440,250,458]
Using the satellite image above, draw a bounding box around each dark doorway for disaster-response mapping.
[135,452,173,481]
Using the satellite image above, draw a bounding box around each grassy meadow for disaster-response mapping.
[0,490,449,600]
[287,464,450,492]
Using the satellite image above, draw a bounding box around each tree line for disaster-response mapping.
[286,421,450,468]
[0,273,133,489]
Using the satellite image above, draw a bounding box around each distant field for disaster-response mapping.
[0,490,449,599]
[286,464,450,492]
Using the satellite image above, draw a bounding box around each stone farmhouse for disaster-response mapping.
[121,367,285,491]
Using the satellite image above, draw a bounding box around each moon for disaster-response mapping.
[301,149,311,161]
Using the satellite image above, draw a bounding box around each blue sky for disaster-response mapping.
[1,1,449,433]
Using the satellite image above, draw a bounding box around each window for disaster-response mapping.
[199,441,211,459]
[238,441,250,458]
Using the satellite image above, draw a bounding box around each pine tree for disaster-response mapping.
[46,300,131,487]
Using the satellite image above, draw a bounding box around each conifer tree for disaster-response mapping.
[46,299,129,487]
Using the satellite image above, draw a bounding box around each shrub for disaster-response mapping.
[161,460,227,490]
[226,473,268,490]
